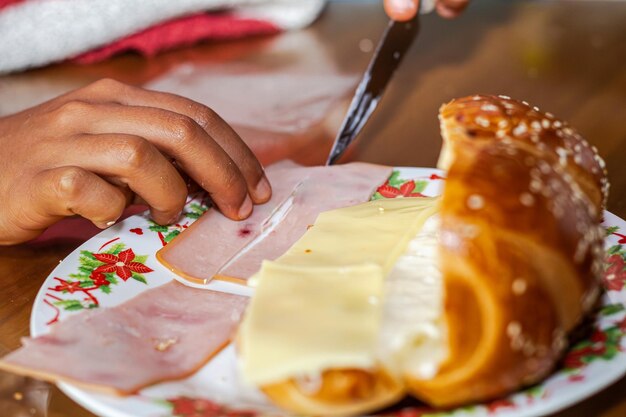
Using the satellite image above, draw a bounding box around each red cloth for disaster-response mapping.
[73,12,280,64]
[0,1,280,65]
[0,0,24,9]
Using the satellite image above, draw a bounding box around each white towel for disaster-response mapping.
[0,0,326,74]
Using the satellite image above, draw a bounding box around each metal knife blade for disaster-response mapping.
[325,14,421,165]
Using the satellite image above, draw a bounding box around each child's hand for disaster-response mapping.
[384,0,470,21]
[0,78,271,245]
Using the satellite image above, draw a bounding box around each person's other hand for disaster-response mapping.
[384,0,470,21]
[0,78,271,245]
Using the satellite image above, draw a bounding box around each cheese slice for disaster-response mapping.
[276,197,440,274]
[239,262,384,385]
[239,197,440,385]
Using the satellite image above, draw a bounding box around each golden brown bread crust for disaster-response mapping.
[437,94,608,214]
[261,368,404,417]
[406,95,607,407]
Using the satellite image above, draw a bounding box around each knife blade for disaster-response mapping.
[325,12,423,166]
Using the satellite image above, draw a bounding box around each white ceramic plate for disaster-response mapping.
[30,167,626,417]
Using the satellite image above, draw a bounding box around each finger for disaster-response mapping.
[48,100,250,220]
[74,79,271,204]
[384,0,419,21]
[29,166,127,232]
[103,177,137,206]
[436,0,469,19]
[131,90,271,204]
[49,133,188,225]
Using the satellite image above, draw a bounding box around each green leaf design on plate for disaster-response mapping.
[163,230,181,243]
[600,304,625,316]
[414,179,428,193]
[107,243,126,255]
[185,202,210,219]
[133,254,148,264]
[602,344,620,360]
[53,300,85,311]
[149,223,170,233]
[370,191,384,201]
[132,273,148,284]
[606,225,620,235]
[524,385,545,399]
[387,170,404,188]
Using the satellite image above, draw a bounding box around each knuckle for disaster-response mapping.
[88,77,123,93]
[115,136,153,171]
[50,100,90,126]
[169,114,200,144]
[55,167,89,201]
[193,105,219,130]
[220,165,246,195]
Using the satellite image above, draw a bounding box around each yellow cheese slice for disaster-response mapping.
[239,197,440,385]
[277,197,440,275]
[239,262,385,385]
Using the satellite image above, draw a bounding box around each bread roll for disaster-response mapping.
[407,94,607,407]
[238,95,608,414]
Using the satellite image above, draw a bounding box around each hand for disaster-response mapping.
[384,0,470,21]
[0,78,271,245]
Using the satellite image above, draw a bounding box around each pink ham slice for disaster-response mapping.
[158,161,392,284]
[0,281,247,394]
[218,163,393,280]
[157,160,308,284]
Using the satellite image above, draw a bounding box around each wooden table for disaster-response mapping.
[1,0,625,416]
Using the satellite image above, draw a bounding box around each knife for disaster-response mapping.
[325,1,434,166]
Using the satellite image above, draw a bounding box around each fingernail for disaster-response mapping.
[386,0,418,20]
[389,0,417,13]
[254,177,271,201]
[95,220,116,229]
[238,195,253,219]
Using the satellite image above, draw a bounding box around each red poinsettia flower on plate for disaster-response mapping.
[563,337,608,369]
[92,248,153,281]
[170,397,219,415]
[377,180,425,198]
[590,330,608,344]
[50,279,82,294]
[89,271,110,287]
[167,396,256,417]
[487,398,516,413]
[604,254,626,292]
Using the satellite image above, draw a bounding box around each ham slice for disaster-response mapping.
[0,281,247,394]
[157,160,309,285]
[219,163,394,280]
[158,161,393,285]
